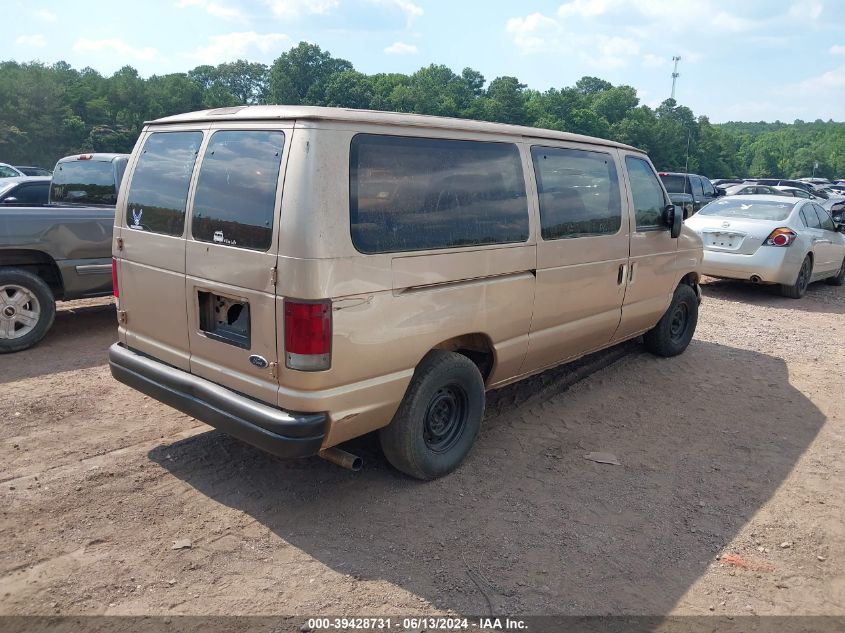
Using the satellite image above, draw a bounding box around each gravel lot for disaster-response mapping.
[1,278,843,619]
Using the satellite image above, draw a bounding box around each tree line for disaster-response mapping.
[1,41,843,178]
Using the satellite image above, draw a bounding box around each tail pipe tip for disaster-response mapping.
[750,275,762,284]
[319,447,363,472]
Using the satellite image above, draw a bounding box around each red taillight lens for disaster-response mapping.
[764,228,797,247]
[111,257,119,298]
[284,299,331,371]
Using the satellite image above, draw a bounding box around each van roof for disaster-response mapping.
[56,153,129,163]
[148,105,641,153]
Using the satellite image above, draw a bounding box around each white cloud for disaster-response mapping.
[16,34,47,48]
[830,44,845,55]
[368,0,423,25]
[796,65,845,91]
[642,53,667,67]
[266,0,339,18]
[73,38,159,61]
[788,0,823,20]
[384,41,418,55]
[190,31,288,64]
[506,13,563,54]
[176,0,244,20]
[589,35,640,69]
[33,9,57,22]
[558,0,612,18]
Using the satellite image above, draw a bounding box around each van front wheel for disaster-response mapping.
[643,284,698,358]
[380,350,485,480]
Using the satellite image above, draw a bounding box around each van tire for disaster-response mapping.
[643,284,698,358]
[781,255,812,298]
[380,350,485,480]
[0,267,56,354]
[825,257,845,286]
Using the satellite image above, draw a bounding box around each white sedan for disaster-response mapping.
[686,195,845,298]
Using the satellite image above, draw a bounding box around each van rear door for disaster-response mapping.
[184,123,291,405]
[118,127,206,370]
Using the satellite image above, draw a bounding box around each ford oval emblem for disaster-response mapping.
[248,355,269,369]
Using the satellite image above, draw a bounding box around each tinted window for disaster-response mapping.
[51,160,116,205]
[626,156,667,230]
[801,204,821,228]
[191,130,284,251]
[699,199,795,221]
[659,174,688,194]
[701,178,716,197]
[532,146,621,239]
[0,165,19,178]
[691,176,704,198]
[350,135,529,254]
[126,132,203,236]
[5,183,49,205]
[813,204,836,231]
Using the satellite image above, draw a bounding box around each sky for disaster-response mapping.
[4,0,845,123]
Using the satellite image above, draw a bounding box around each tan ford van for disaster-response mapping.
[108,106,703,479]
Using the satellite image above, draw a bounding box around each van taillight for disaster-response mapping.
[111,258,119,298]
[284,299,331,371]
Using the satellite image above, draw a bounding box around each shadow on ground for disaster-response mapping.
[0,299,115,384]
[702,278,845,315]
[150,339,825,615]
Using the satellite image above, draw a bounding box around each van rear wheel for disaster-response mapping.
[380,350,485,480]
[0,268,56,354]
[643,284,698,358]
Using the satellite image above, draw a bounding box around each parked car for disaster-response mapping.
[687,195,845,298]
[14,165,53,177]
[711,178,743,188]
[109,106,703,480]
[0,163,25,179]
[0,153,129,353]
[747,179,816,194]
[658,172,721,217]
[0,176,51,206]
[723,184,782,196]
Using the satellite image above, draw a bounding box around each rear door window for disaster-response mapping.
[625,156,667,230]
[691,176,704,199]
[531,146,621,239]
[813,204,836,231]
[802,204,822,228]
[350,134,529,254]
[126,131,203,236]
[191,130,285,251]
[51,160,117,205]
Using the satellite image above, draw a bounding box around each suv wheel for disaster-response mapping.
[781,255,812,298]
[643,284,698,358]
[380,350,485,480]
[0,268,56,353]
[825,256,845,286]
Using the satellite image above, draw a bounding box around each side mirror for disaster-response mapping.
[715,188,726,197]
[664,203,683,238]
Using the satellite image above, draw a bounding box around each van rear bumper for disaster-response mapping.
[108,343,327,458]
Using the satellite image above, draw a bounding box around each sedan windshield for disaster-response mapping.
[698,198,795,221]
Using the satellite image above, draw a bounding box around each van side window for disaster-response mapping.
[126,132,203,236]
[531,146,621,239]
[350,135,529,254]
[625,156,667,230]
[191,130,285,251]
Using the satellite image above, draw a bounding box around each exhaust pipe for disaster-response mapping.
[319,447,363,472]
[750,275,762,284]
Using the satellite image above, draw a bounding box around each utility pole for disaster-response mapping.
[671,56,681,100]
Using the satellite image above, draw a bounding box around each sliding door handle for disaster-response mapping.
[618,264,627,285]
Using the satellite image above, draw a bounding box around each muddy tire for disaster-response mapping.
[781,255,812,298]
[0,268,56,353]
[643,284,698,358]
[380,350,485,480]
[825,257,845,286]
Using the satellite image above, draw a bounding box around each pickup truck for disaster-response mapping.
[658,171,722,217]
[0,153,128,353]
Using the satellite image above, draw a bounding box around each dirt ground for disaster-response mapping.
[1,278,843,620]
